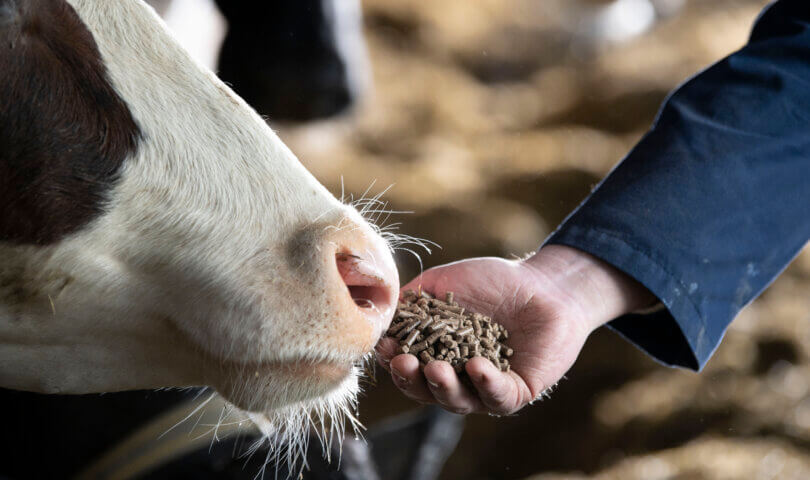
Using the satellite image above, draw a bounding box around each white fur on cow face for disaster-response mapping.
[0,0,397,419]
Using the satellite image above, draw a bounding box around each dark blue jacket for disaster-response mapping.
[545,0,810,370]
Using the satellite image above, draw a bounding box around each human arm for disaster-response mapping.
[545,0,810,370]
[378,0,810,414]
[375,244,655,415]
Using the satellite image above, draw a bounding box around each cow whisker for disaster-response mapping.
[241,366,364,479]
[343,182,441,273]
[159,391,217,439]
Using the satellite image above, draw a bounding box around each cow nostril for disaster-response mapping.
[347,286,383,308]
[336,252,392,312]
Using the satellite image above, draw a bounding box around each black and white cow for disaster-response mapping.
[215,0,369,121]
[148,0,369,121]
[0,0,398,448]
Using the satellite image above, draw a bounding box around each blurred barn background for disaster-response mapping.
[168,0,810,478]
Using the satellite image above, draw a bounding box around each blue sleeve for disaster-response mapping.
[544,0,810,371]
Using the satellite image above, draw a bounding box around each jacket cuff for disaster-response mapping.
[544,224,724,371]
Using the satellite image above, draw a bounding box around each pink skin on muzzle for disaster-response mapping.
[335,248,398,337]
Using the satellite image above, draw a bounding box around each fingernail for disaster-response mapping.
[391,368,409,385]
[428,380,439,389]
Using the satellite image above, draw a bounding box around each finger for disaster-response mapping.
[374,337,399,372]
[423,361,485,414]
[390,353,435,404]
[466,357,527,415]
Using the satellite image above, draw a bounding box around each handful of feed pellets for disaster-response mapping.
[386,289,513,373]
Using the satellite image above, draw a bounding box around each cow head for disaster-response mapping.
[0,0,398,424]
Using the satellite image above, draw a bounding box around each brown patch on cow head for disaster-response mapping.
[0,0,140,245]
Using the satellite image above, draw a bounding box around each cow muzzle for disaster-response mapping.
[280,212,399,359]
[212,214,398,411]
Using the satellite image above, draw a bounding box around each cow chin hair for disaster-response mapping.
[234,355,369,479]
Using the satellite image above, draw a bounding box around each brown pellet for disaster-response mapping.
[430,320,447,332]
[443,305,464,314]
[404,329,420,346]
[457,327,473,337]
[425,327,447,345]
[387,324,403,337]
[498,342,514,357]
[396,319,420,338]
[410,340,429,354]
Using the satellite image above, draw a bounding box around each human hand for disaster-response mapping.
[376,244,655,415]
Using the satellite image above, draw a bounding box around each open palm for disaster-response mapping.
[376,256,595,415]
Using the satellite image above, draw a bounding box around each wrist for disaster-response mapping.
[521,244,656,331]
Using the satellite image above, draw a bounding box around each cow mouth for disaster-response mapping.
[159,313,360,405]
[213,356,360,413]
[230,358,355,383]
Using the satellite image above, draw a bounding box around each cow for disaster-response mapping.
[0,0,399,472]
[564,0,685,45]
[148,0,370,121]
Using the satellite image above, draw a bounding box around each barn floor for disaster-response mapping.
[275,0,810,478]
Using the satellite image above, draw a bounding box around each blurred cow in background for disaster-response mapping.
[148,0,370,121]
[561,0,685,45]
